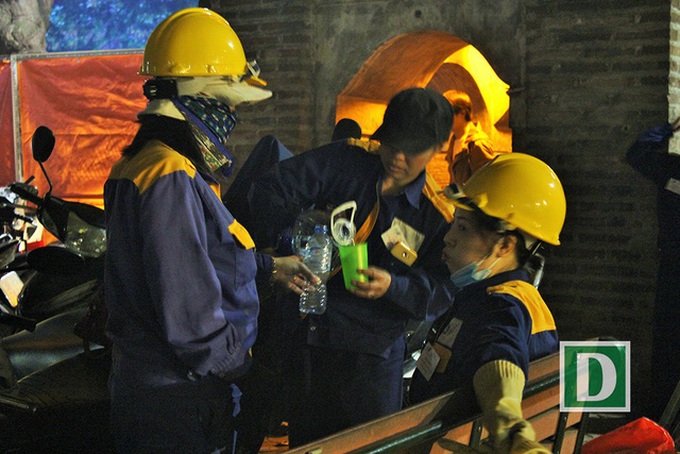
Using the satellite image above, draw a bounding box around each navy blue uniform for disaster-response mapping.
[249,140,455,445]
[105,140,259,452]
[626,123,680,419]
[409,269,559,404]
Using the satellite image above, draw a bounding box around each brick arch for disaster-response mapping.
[335,30,511,178]
[335,30,511,188]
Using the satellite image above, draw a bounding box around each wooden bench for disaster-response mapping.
[287,350,588,454]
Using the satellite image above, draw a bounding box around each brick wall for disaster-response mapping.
[524,0,669,414]
[671,0,680,124]
[206,0,671,418]
[198,0,317,180]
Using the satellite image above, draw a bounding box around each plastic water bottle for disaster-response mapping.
[299,224,332,314]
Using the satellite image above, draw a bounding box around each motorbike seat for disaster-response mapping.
[2,307,96,380]
[0,351,112,451]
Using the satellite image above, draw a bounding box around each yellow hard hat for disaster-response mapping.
[445,153,566,246]
[140,7,263,83]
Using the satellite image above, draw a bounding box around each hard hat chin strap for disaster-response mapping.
[143,77,217,100]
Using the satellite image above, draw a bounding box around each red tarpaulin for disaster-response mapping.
[1,51,147,208]
[0,59,14,186]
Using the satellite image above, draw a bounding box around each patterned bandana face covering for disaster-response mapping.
[171,96,237,177]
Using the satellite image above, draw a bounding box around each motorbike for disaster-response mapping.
[0,183,40,338]
[0,126,111,452]
[9,126,105,321]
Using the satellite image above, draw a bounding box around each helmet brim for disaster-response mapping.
[220,81,272,106]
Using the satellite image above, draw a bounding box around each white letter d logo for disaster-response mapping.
[576,353,616,402]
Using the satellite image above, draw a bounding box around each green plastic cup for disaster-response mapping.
[338,243,369,290]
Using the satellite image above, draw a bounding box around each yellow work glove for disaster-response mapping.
[507,433,551,454]
[472,360,550,454]
[437,436,549,454]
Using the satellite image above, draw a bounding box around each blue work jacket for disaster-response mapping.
[409,268,559,403]
[249,140,455,359]
[104,140,259,387]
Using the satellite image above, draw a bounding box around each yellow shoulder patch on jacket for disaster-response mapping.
[486,280,556,334]
[109,140,197,194]
[423,172,455,223]
[228,219,255,250]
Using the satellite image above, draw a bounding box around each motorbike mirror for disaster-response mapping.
[26,245,85,275]
[31,126,55,163]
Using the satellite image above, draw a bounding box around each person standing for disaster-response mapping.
[443,90,502,187]
[104,8,314,453]
[248,87,457,446]
[626,117,680,421]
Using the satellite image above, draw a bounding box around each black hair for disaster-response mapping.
[443,90,473,122]
[508,230,533,266]
[332,118,362,141]
[450,97,472,122]
[122,115,212,175]
[467,208,533,267]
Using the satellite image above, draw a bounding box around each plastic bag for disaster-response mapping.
[581,417,675,454]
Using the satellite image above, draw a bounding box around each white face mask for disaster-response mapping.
[449,254,500,289]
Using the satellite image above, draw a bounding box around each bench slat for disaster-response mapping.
[287,349,589,454]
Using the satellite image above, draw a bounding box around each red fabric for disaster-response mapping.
[582,417,675,454]
[0,60,14,186]
[16,53,146,207]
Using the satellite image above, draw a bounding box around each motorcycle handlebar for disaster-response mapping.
[9,183,43,207]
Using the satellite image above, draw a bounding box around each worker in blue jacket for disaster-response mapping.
[626,117,680,421]
[248,87,457,446]
[409,153,565,454]
[104,8,315,453]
